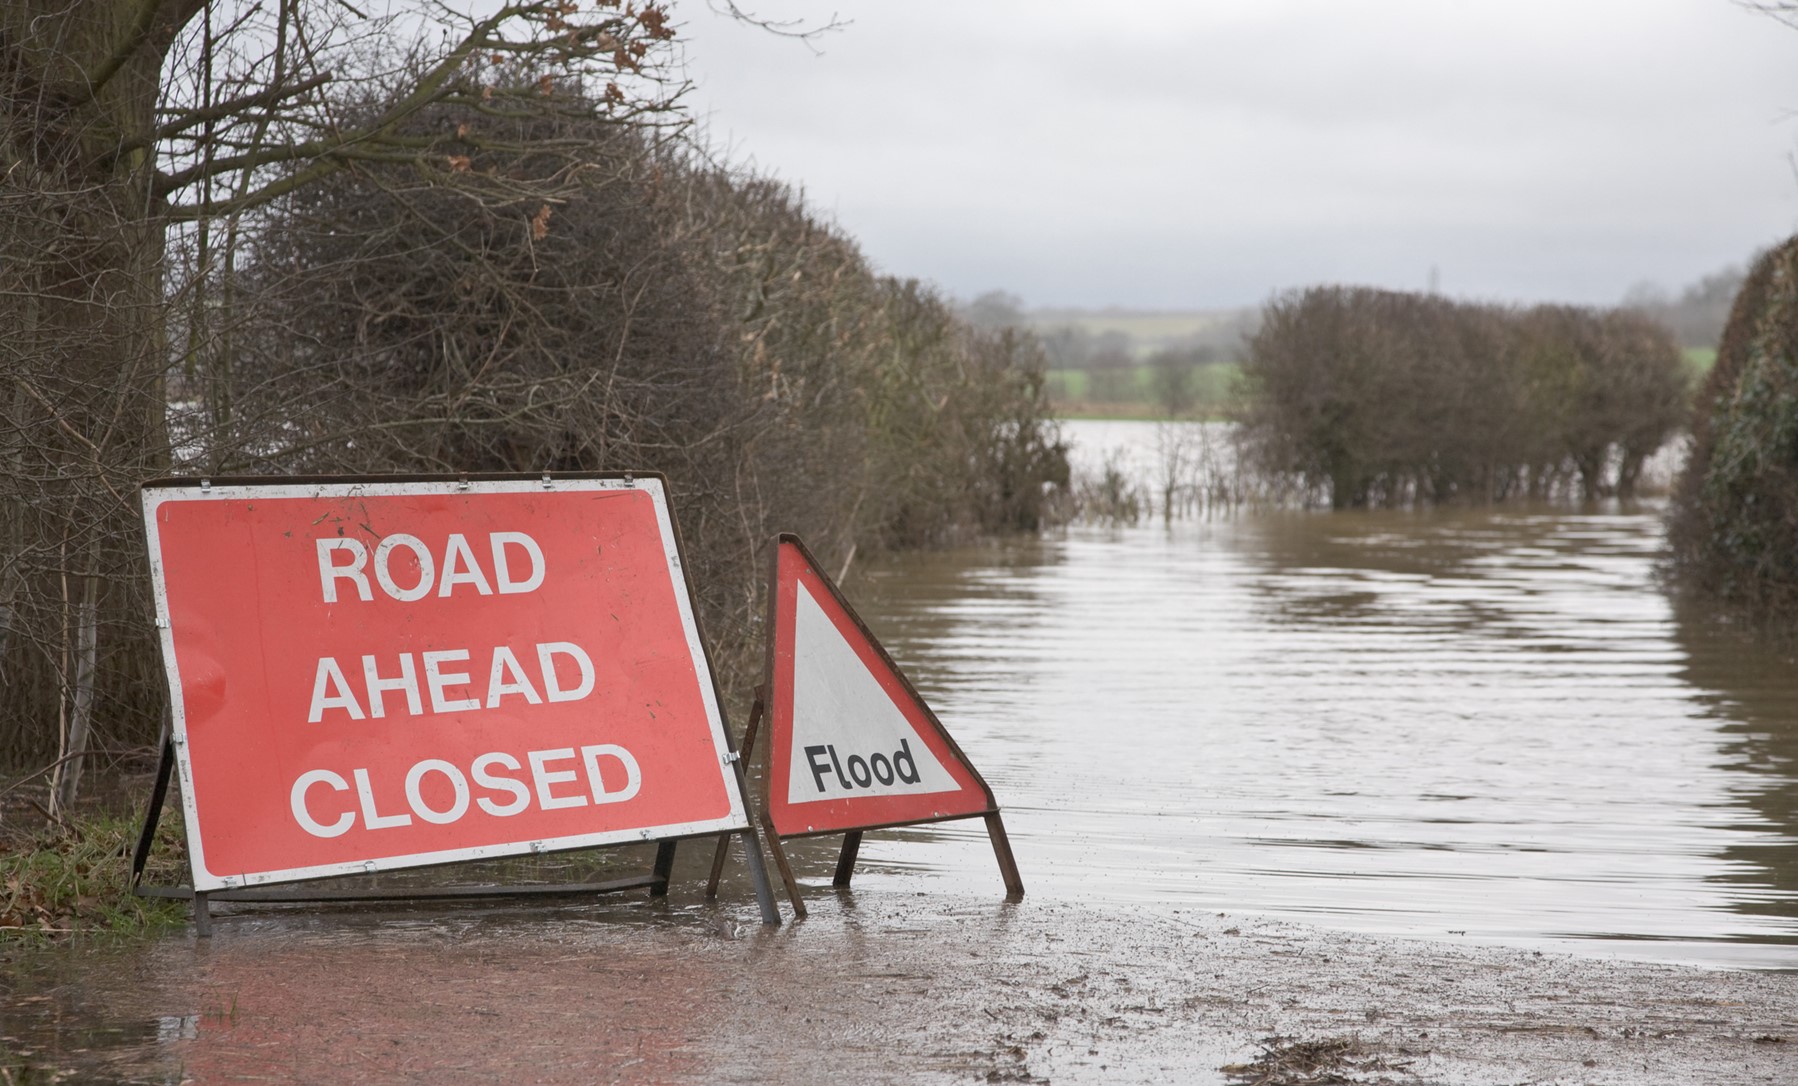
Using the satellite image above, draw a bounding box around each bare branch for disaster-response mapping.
[139,71,336,151]
[1740,2,1798,29]
[706,1,848,45]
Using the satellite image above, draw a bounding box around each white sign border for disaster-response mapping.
[142,475,749,892]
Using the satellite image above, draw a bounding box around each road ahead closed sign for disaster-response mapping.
[143,476,747,891]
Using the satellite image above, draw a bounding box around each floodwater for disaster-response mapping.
[6,418,1798,1084]
[840,419,1798,969]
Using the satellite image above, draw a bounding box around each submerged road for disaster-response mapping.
[4,884,1794,1084]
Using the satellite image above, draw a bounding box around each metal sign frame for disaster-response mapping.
[707,534,1022,916]
[134,472,780,931]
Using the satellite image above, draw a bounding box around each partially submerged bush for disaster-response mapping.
[0,77,1066,765]
[1073,450,1147,524]
[1237,286,1687,508]
[1668,237,1798,618]
[174,99,1065,699]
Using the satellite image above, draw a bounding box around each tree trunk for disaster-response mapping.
[0,1,191,765]
[50,576,100,815]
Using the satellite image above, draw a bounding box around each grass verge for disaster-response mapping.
[1,808,188,943]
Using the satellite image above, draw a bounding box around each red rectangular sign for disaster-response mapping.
[143,476,746,892]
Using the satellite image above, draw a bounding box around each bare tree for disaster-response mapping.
[0,1,685,769]
[1149,345,1217,418]
[959,290,1026,332]
[0,2,1067,791]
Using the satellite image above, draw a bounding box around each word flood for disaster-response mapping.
[803,739,922,794]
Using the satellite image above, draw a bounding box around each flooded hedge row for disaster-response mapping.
[1236,286,1689,509]
[1668,236,1798,620]
[0,111,1067,767]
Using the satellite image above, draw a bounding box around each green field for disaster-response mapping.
[1030,309,1232,339]
[1027,307,1256,358]
[1046,362,1241,419]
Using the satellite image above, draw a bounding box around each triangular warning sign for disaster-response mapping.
[765,535,996,838]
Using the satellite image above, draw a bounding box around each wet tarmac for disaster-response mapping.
[3,853,1795,1085]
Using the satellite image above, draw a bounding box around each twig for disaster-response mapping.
[0,750,109,802]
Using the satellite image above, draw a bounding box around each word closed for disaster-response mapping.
[290,744,641,838]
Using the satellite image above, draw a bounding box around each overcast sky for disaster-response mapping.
[674,1,1798,311]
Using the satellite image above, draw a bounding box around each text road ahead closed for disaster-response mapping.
[144,477,745,891]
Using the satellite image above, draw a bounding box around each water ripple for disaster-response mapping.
[847,424,1798,968]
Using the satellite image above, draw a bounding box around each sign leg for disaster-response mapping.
[131,717,175,888]
[736,818,782,926]
[193,891,212,938]
[707,689,765,898]
[704,837,731,900]
[649,840,678,898]
[984,812,1025,899]
[759,811,807,920]
[722,695,782,926]
[831,830,862,888]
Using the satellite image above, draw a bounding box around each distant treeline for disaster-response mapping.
[1623,264,1747,351]
[958,291,1255,415]
[1238,287,1688,509]
[1668,237,1798,620]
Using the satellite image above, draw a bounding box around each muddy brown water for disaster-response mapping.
[843,420,1798,970]
[5,419,1798,1084]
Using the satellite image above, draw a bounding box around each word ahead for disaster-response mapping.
[306,642,595,722]
[143,476,747,892]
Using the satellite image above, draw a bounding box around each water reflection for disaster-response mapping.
[1672,603,1798,934]
[836,422,1798,969]
[1,901,737,1084]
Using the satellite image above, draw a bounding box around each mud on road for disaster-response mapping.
[3,884,1795,1085]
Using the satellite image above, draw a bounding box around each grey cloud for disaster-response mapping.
[680,0,1798,308]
